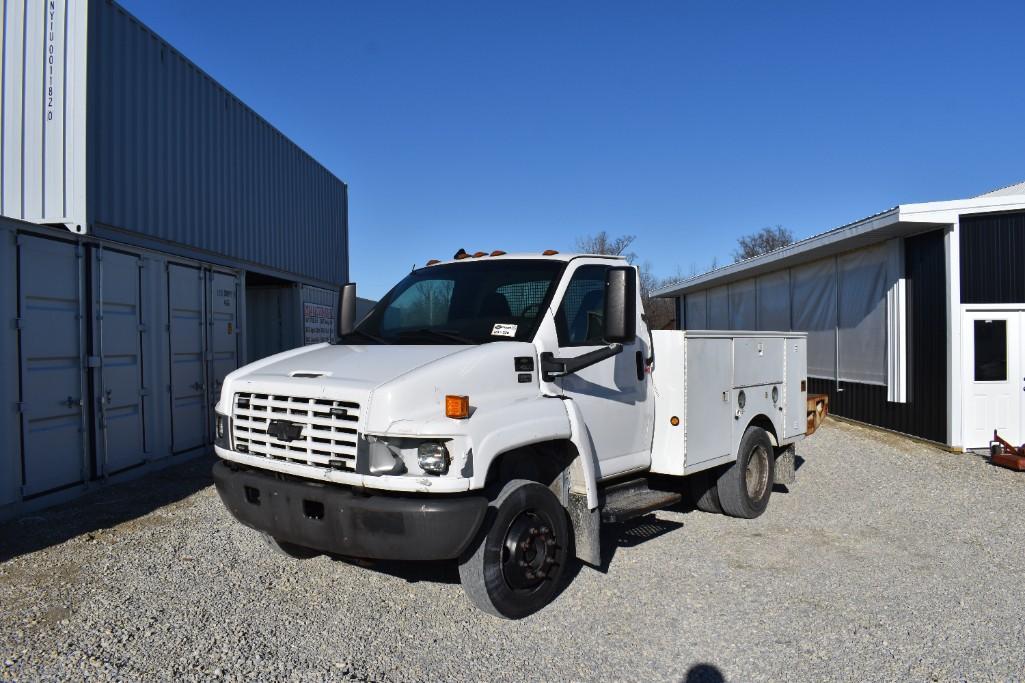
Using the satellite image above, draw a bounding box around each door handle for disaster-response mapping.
[64,396,81,408]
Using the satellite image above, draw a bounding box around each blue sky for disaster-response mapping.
[123,1,1025,299]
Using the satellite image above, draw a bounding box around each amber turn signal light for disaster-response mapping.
[542,249,559,256]
[670,416,680,426]
[445,395,470,419]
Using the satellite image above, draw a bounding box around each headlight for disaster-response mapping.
[215,411,231,449]
[417,442,450,475]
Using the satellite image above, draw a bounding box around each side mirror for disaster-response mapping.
[337,283,357,337]
[604,267,636,343]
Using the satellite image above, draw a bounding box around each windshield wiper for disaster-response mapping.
[337,329,388,344]
[396,328,477,344]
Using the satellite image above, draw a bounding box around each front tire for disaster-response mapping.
[717,426,775,519]
[458,480,572,619]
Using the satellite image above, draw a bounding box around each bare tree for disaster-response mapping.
[575,232,637,262]
[733,225,793,262]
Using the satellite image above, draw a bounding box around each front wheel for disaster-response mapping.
[458,480,572,619]
[716,426,775,519]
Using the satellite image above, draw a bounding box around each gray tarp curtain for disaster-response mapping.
[685,290,707,329]
[756,270,790,331]
[728,278,756,329]
[682,243,891,386]
[837,244,888,385]
[791,258,838,380]
[707,285,729,329]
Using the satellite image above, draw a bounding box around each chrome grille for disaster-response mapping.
[231,392,360,471]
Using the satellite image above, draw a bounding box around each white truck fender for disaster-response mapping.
[470,397,573,489]
[562,398,601,511]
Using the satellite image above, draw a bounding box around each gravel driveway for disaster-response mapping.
[2,419,1024,682]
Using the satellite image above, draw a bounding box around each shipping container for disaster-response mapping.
[0,1,351,520]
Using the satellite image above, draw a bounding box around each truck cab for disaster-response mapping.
[213,251,815,618]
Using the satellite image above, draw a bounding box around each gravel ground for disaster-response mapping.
[2,419,1024,682]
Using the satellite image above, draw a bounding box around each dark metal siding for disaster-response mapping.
[960,211,1025,304]
[86,1,348,285]
[809,228,948,443]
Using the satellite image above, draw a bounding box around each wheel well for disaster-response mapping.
[747,414,779,447]
[484,440,578,491]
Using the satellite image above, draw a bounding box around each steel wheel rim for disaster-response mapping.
[745,445,770,500]
[500,509,558,592]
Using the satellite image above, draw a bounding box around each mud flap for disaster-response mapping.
[569,491,601,566]
[774,444,796,485]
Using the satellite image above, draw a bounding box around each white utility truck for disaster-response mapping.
[213,252,818,618]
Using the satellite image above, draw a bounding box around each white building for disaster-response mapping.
[655,182,1025,451]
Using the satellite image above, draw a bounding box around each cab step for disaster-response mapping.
[600,478,682,524]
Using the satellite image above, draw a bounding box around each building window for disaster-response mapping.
[974,319,1007,382]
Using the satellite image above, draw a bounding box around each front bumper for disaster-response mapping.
[213,461,488,561]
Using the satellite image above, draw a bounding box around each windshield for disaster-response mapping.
[344,260,565,345]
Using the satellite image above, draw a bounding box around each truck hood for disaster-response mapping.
[229,343,468,392]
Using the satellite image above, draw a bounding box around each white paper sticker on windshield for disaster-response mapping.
[491,323,518,337]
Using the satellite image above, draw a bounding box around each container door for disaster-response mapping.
[206,271,239,437]
[93,248,146,474]
[168,264,207,454]
[962,311,1022,448]
[17,235,88,496]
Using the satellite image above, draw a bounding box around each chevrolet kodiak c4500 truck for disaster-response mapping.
[213,251,818,618]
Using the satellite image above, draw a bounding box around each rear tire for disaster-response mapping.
[458,479,572,619]
[261,533,320,559]
[717,426,774,518]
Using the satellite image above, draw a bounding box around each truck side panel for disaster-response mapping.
[685,337,734,469]
[784,336,808,439]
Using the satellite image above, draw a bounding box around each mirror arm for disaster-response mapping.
[540,344,623,382]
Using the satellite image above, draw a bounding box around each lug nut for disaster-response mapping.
[529,527,538,536]
[540,526,550,535]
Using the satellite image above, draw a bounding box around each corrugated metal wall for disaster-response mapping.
[960,210,1025,304]
[86,0,348,285]
[0,0,88,230]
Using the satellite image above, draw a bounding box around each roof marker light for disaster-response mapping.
[472,251,487,258]
[426,259,441,266]
[454,248,470,260]
[490,250,507,256]
[542,249,559,256]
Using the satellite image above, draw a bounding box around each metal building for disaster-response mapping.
[655,183,1025,452]
[0,0,348,519]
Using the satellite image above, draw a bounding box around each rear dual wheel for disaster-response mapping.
[716,426,775,518]
[458,480,572,619]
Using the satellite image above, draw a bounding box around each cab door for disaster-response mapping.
[552,263,653,477]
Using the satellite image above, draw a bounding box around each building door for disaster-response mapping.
[92,247,146,474]
[168,264,207,454]
[17,235,88,496]
[962,310,1023,448]
[206,271,239,438]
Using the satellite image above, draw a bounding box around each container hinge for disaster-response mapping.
[86,356,101,368]
[15,401,25,413]
[12,317,23,330]
[140,387,150,397]
[138,323,146,332]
